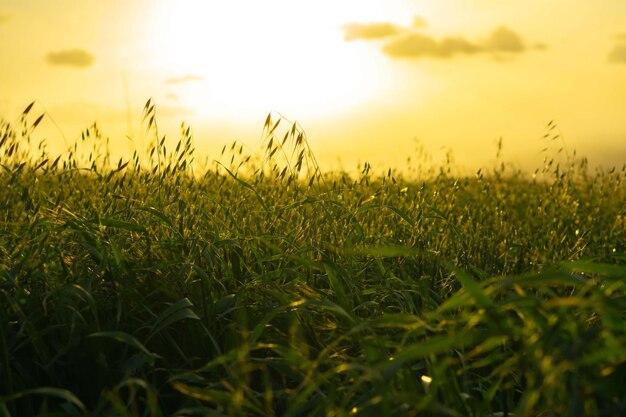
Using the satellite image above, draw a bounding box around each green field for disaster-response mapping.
[1,103,625,416]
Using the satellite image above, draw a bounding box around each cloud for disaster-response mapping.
[484,26,525,53]
[608,43,626,63]
[341,17,428,41]
[165,74,205,84]
[341,22,404,41]
[0,14,9,24]
[46,49,95,68]
[441,36,482,55]
[342,18,538,61]
[383,33,480,58]
[381,26,531,60]
[615,33,626,41]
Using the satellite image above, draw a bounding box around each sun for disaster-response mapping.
[146,0,388,120]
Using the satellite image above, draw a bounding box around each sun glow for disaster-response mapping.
[148,0,390,119]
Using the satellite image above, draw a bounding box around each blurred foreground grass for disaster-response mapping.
[1,102,625,416]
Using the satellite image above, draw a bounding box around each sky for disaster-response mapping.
[1,0,625,173]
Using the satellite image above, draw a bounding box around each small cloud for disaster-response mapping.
[382,26,532,60]
[165,74,205,84]
[165,93,179,101]
[484,26,525,53]
[441,36,482,55]
[344,18,539,62]
[341,22,404,41]
[46,49,95,68]
[608,43,626,63]
[383,33,481,59]
[533,42,548,51]
[383,34,439,58]
[412,16,428,29]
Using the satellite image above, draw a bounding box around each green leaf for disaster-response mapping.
[88,331,159,365]
[216,162,269,211]
[453,268,492,308]
[560,261,626,279]
[324,263,352,314]
[307,299,357,325]
[147,298,200,342]
[0,403,11,417]
[392,330,488,363]
[0,387,86,413]
[385,205,415,227]
[496,270,587,289]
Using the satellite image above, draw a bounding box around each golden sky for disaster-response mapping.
[1,0,625,172]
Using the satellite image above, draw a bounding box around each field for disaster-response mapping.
[1,103,625,416]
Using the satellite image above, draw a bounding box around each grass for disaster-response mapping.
[0,101,625,416]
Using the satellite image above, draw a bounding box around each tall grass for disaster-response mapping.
[0,102,625,416]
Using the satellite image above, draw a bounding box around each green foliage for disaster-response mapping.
[0,107,625,416]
